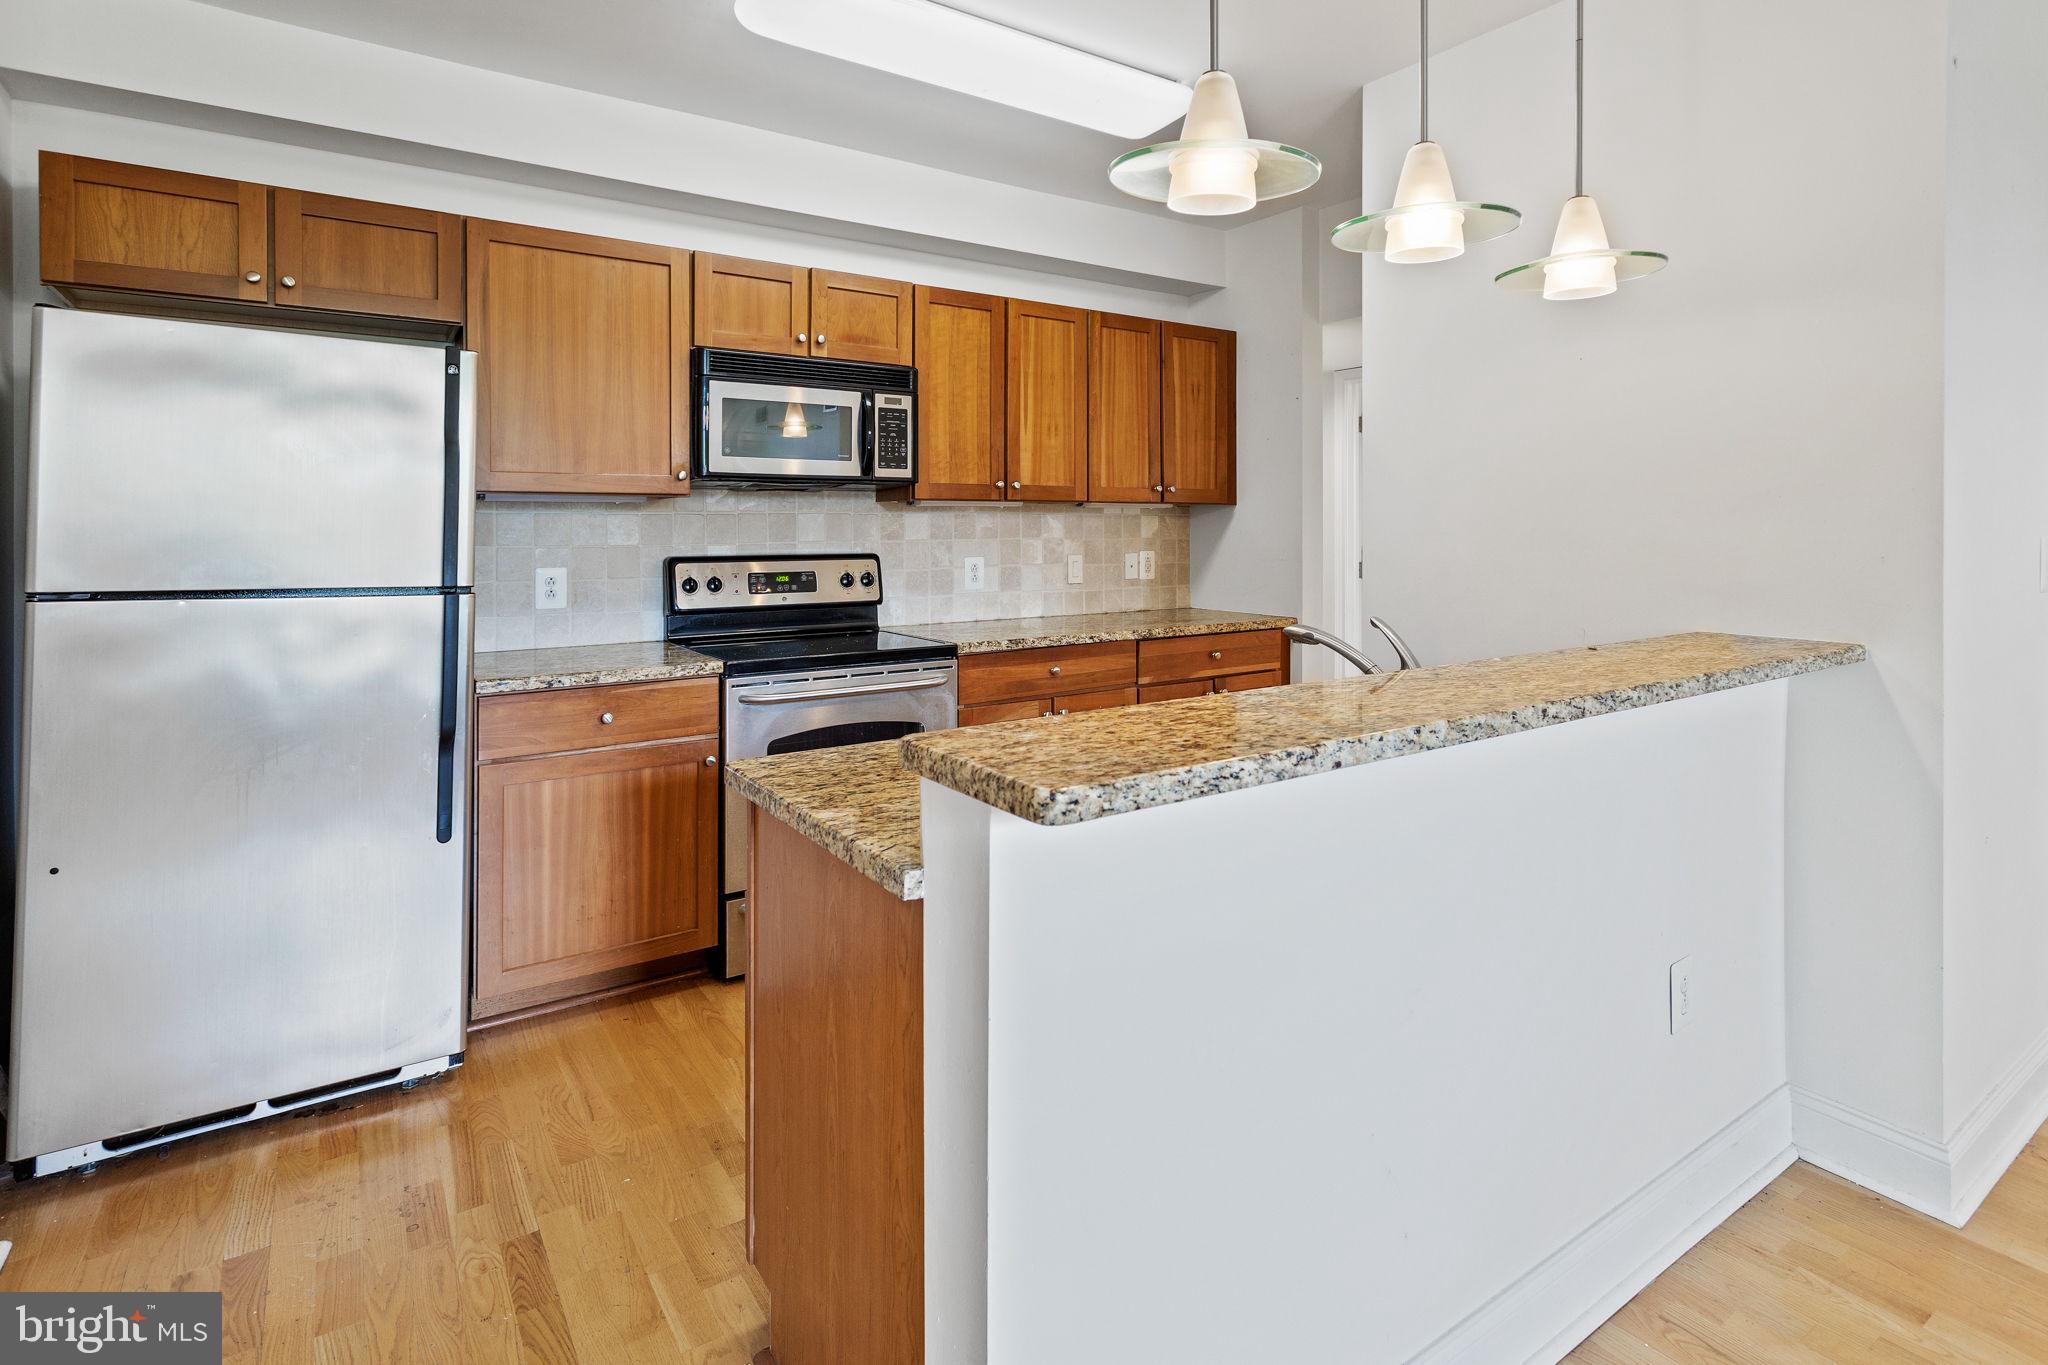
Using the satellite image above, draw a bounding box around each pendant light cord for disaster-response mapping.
[1418,0,1430,142]
[1209,0,1220,72]
[1574,0,1585,196]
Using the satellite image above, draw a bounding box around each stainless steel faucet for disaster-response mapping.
[1284,618,1423,675]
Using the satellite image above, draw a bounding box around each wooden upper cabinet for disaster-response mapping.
[40,152,268,302]
[467,219,691,496]
[1160,322,1236,505]
[1005,299,1089,502]
[272,189,463,322]
[912,286,1006,501]
[695,254,809,355]
[811,269,913,364]
[1087,312,1162,503]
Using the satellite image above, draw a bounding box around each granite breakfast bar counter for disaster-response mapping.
[730,631,1867,1365]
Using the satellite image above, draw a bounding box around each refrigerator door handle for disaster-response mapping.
[436,348,476,845]
[436,595,460,843]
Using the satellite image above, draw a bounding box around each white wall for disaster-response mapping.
[923,681,1797,1364]
[1188,209,1323,629]
[1359,0,1952,1167]
[1940,0,2048,1171]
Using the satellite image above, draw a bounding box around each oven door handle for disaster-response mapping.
[736,675,952,705]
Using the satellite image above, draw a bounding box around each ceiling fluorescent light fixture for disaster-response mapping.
[732,0,1192,138]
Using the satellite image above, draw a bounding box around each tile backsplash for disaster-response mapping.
[473,490,1191,652]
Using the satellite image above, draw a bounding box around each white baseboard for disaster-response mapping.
[1792,1022,2048,1227]
[1789,1086,1954,1222]
[1946,1023,2048,1224]
[1408,1087,1795,1365]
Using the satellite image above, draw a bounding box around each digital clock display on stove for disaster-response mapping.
[748,570,818,595]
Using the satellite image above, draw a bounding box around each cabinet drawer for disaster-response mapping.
[1137,679,1213,704]
[1054,686,1137,715]
[958,641,1136,706]
[478,678,719,760]
[957,697,1052,727]
[1217,669,1284,694]
[1138,630,1285,686]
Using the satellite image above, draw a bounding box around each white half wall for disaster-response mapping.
[918,681,1795,1364]
[1358,0,1950,1170]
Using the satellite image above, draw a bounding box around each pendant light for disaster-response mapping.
[1108,0,1321,216]
[1332,0,1518,259]
[779,401,811,439]
[1496,0,1666,298]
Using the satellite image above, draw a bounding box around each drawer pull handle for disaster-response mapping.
[1048,665,1062,677]
[600,712,615,725]
[705,755,719,767]
[1209,650,1223,660]
[245,271,263,283]
[1057,708,1070,716]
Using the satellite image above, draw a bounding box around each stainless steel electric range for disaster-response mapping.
[664,552,956,975]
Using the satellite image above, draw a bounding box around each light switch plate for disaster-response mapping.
[963,556,986,591]
[1068,554,1086,585]
[1139,550,1156,580]
[536,566,568,610]
[1124,552,1140,580]
[1669,956,1694,1033]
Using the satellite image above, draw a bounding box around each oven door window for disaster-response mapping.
[766,720,925,756]
[705,380,863,479]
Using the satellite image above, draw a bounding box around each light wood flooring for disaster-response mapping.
[3,974,2046,1363]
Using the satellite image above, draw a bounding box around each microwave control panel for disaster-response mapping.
[873,393,914,481]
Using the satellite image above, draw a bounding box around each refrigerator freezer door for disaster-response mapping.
[9,594,470,1162]
[27,308,459,594]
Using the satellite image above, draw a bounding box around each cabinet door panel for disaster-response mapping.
[1137,679,1214,704]
[1053,686,1138,716]
[273,189,463,321]
[1217,669,1285,693]
[912,287,1007,501]
[1161,322,1236,505]
[811,269,913,364]
[1005,299,1089,502]
[696,254,809,355]
[957,698,1052,727]
[467,220,690,496]
[1087,312,1162,503]
[40,152,267,302]
[474,736,719,1015]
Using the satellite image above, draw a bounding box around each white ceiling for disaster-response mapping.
[188,0,1556,222]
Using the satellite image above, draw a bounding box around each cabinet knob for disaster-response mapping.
[1209,650,1223,660]
[280,275,296,288]
[1010,481,1021,489]
[600,712,615,725]
[1049,665,1062,677]
[1153,485,1163,493]
[677,470,689,480]
[244,272,263,284]
[816,333,826,345]
[797,332,808,344]
[705,755,719,767]
[1168,486,1179,494]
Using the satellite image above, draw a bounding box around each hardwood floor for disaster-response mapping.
[0,976,767,1363]
[4,973,2047,1364]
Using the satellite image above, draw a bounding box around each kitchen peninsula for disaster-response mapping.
[729,632,1866,1365]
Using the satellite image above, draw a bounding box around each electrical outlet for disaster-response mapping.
[1139,550,1156,580]
[1124,551,1140,580]
[963,556,986,591]
[535,566,568,610]
[1068,554,1086,585]
[1669,956,1695,1034]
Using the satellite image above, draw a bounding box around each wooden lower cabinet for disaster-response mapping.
[957,697,1051,726]
[473,685,720,1021]
[1137,678,1213,704]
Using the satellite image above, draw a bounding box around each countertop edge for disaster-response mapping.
[929,614,1298,655]
[902,639,1868,828]
[724,765,922,901]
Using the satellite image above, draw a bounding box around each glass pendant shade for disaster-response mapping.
[1331,142,1521,257]
[780,401,811,438]
[1108,4,1320,215]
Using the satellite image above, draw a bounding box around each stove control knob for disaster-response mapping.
[679,576,699,595]
[859,571,876,588]
[840,572,856,589]
[706,576,723,594]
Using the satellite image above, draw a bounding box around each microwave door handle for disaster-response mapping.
[738,676,951,705]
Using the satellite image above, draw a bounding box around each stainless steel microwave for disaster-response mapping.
[693,348,916,487]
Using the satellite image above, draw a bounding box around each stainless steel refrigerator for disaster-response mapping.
[10,307,474,1178]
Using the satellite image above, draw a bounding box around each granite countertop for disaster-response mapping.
[899,607,1296,655]
[474,641,723,695]
[899,632,1867,827]
[725,740,926,900]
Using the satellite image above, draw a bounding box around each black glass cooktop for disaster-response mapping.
[675,627,955,677]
